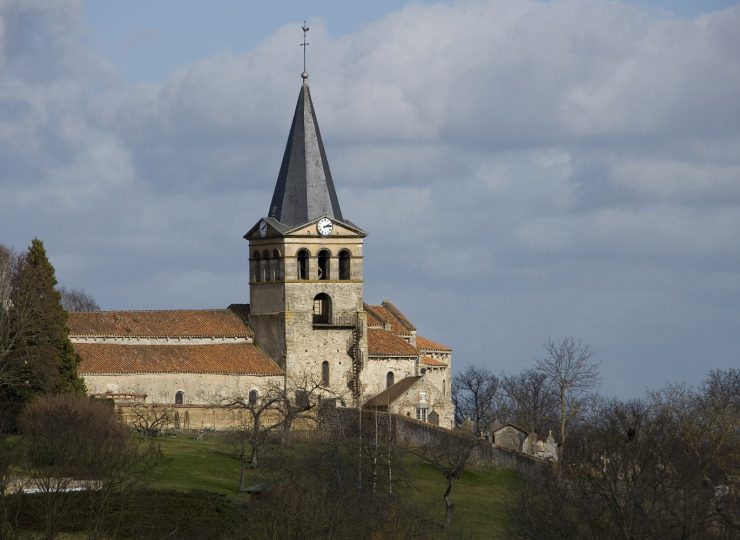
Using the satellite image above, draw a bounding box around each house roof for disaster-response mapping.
[267,81,343,227]
[492,423,529,435]
[367,328,419,357]
[74,343,282,375]
[380,300,416,332]
[67,309,253,339]
[416,335,451,352]
[421,356,447,367]
[365,376,421,408]
[364,302,415,335]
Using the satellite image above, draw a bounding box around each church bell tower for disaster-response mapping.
[244,72,368,402]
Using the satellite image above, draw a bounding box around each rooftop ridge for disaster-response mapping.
[381,300,417,332]
[79,308,235,314]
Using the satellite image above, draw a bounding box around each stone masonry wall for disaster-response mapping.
[322,407,551,475]
[361,357,417,398]
[421,365,451,402]
[84,373,282,405]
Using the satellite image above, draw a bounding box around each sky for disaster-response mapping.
[1,0,739,398]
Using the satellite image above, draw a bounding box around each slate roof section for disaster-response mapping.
[67,309,254,339]
[421,356,447,367]
[365,376,421,408]
[367,328,419,357]
[75,343,282,375]
[268,82,343,227]
[416,335,451,352]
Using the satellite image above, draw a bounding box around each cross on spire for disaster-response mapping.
[300,21,309,81]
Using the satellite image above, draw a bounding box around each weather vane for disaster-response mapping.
[301,21,309,80]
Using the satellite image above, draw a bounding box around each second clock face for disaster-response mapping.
[317,217,333,236]
[259,220,268,237]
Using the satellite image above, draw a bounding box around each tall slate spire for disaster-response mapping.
[268,80,343,227]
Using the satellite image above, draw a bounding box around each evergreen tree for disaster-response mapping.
[13,239,86,396]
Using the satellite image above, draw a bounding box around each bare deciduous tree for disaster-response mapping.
[58,286,100,312]
[499,368,557,436]
[220,388,283,490]
[21,395,161,540]
[269,372,348,436]
[410,431,478,529]
[242,425,442,539]
[0,432,15,537]
[221,373,348,491]
[452,365,500,434]
[536,337,599,461]
[127,403,175,438]
[511,371,740,538]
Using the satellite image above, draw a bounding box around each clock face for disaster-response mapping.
[258,220,268,238]
[317,217,333,236]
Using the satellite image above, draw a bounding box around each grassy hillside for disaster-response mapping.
[149,434,242,495]
[150,433,518,538]
[407,459,519,538]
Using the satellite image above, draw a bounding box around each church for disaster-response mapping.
[67,71,455,429]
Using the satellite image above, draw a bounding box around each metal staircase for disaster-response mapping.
[347,314,364,402]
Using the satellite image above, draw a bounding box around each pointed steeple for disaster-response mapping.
[268,79,343,227]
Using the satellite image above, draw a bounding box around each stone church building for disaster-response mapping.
[67,75,454,429]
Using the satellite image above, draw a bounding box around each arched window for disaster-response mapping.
[262,249,270,282]
[339,250,351,280]
[248,389,258,405]
[175,391,184,405]
[322,361,330,386]
[318,249,331,280]
[297,249,310,280]
[252,251,261,283]
[272,249,281,281]
[443,379,446,395]
[386,371,395,388]
[313,293,332,325]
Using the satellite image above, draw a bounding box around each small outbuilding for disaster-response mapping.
[492,423,529,453]
[364,375,453,429]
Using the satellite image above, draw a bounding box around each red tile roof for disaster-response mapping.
[366,306,386,328]
[367,328,419,357]
[67,309,253,338]
[416,335,451,352]
[75,343,281,375]
[365,304,413,335]
[380,300,416,332]
[421,356,447,367]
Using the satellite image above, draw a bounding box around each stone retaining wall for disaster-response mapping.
[320,406,552,475]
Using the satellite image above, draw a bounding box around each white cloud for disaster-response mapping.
[1,0,739,395]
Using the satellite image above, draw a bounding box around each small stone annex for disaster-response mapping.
[68,72,455,429]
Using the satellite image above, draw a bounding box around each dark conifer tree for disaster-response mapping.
[13,239,86,396]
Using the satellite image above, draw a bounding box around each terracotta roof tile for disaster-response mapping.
[365,376,421,408]
[367,328,419,357]
[416,335,451,352]
[366,306,386,328]
[364,304,411,335]
[68,309,253,339]
[421,356,447,367]
[380,301,416,332]
[75,343,280,375]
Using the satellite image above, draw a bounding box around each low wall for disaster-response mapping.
[115,404,284,432]
[320,406,551,475]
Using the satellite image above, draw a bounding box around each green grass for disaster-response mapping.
[148,433,244,495]
[406,459,519,539]
[148,433,519,538]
